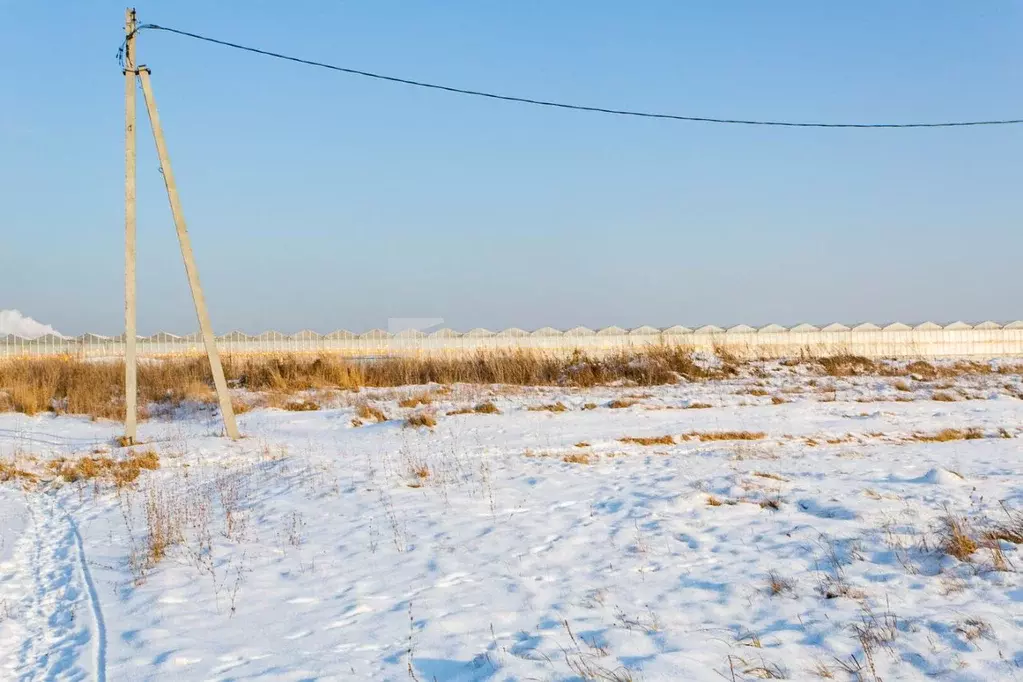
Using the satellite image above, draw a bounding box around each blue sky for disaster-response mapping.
[2,1,1021,335]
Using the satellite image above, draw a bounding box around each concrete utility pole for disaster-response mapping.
[123,7,138,443]
[137,67,241,440]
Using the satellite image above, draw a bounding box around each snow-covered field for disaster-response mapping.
[1,363,1022,681]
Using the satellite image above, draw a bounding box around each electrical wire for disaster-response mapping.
[125,23,1023,129]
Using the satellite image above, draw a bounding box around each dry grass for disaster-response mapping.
[447,401,501,416]
[939,514,978,561]
[818,354,878,377]
[283,398,320,412]
[770,396,787,405]
[914,428,984,443]
[528,402,568,413]
[472,401,500,414]
[581,402,598,410]
[607,399,637,409]
[46,449,160,488]
[688,430,766,442]
[619,435,674,446]
[562,453,592,464]
[766,570,794,596]
[397,392,433,408]
[404,412,437,429]
[892,379,912,392]
[0,460,40,485]
[355,402,388,422]
[753,471,788,482]
[985,505,1023,545]
[0,346,740,421]
[575,441,591,448]
[686,402,713,409]
[931,391,958,402]
[955,618,993,643]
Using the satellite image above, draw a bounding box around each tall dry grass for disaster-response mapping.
[0,347,732,420]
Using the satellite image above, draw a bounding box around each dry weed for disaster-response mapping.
[607,399,637,409]
[914,428,984,443]
[528,402,568,413]
[939,514,978,561]
[766,571,794,596]
[47,449,159,488]
[688,431,766,442]
[398,392,433,409]
[356,402,388,422]
[283,399,320,412]
[619,435,674,446]
[404,413,437,429]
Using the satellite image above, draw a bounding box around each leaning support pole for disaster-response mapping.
[137,67,240,440]
[123,7,138,443]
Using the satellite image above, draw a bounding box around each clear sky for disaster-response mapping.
[2,1,1021,335]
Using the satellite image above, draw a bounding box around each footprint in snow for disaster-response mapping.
[797,498,857,520]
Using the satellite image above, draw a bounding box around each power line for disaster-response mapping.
[127,23,1023,129]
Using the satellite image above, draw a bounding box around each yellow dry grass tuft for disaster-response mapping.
[356,402,387,422]
[753,471,788,482]
[398,392,433,408]
[404,412,437,429]
[939,514,978,561]
[562,453,592,464]
[619,435,674,446]
[46,449,160,488]
[607,399,637,409]
[688,430,766,442]
[686,402,713,409]
[528,402,568,413]
[914,428,984,443]
[932,391,958,402]
[0,460,39,485]
[283,398,320,412]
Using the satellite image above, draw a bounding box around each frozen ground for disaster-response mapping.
[1,364,1022,681]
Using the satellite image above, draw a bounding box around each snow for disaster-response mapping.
[0,310,61,338]
[1,368,1022,680]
